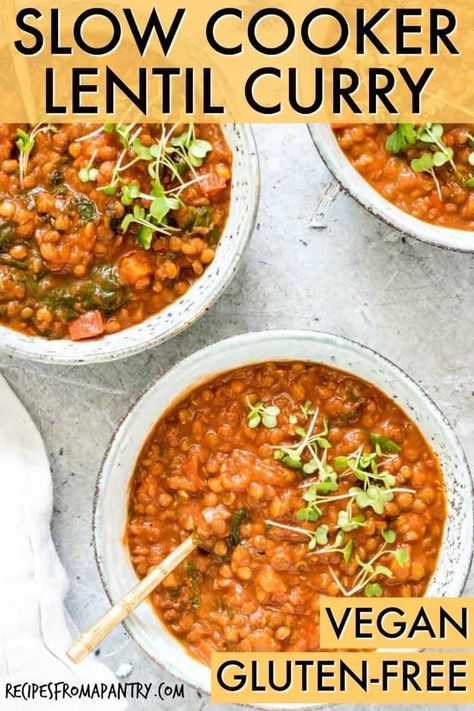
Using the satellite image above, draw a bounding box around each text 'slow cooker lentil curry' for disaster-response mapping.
[127,361,446,665]
[334,123,474,230]
[0,123,231,340]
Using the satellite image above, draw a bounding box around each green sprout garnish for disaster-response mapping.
[97,124,213,249]
[364,582,383,597]
[119,179,183,247]
[273,408,331,473]
[382,528,396,544]
[246,397,281,429]
[170,124,212,168]
[368,433,402,454]
[337,506,365,532]
[395,547,409,565]
[264,519,329,551]
[79,149,99,183]
[328,533,410,598]
[14,122,219,252]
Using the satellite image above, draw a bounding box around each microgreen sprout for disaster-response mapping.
[16,124,56,186]
[309,530,354,563]
[417,124,457,175]
[121,204,176,248]
[334,443,401,492]
[264,519,329,551]
[364,582,383,597]
[115,123,138,149]
[16,129,35,185]
[121,182,181,219]
[119,172,211,248]
[170,124,212,169]
[246,397,281,429]
[273,408,331,473]
[349,485,392,515]
[328,534,410,597]
[385,122,470,199]
[382,528,396,544]
[395,547,409,565]
[296,483,353,522]
[337,504,365,532]
[98,124,143,195]
[265,521,355,562]
[88,123,214,248]
[411,153,443,200]
[300,400,314,419]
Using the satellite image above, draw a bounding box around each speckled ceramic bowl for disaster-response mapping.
[94,330,473,696]
[0,125,259,365]
[308,124,474,253]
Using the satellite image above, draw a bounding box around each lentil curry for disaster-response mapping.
[0,123,231,340]
[127,361,446,665]
[334,123,474,230]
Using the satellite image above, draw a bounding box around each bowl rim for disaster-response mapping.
[0,124,260,365]
[92,328,474,699]
[307,123,474,254]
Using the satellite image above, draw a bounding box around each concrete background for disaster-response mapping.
[1,124,473,711]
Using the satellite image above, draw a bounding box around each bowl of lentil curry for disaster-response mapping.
[308,123,474,252]
[94,330,473,692]
[0,123,258,363]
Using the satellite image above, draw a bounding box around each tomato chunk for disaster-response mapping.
[168,454,205,493]
[69,310,105,341]
[199,167,227,197]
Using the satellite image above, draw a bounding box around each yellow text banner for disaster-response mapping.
[211,652,474,704]
[1,0,474,122]
[320,597,474,649]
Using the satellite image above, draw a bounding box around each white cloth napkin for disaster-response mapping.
[0,374,127,710]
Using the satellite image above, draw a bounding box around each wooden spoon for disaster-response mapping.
[66,535,197,663]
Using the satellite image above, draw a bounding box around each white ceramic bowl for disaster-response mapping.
[308,124,474,253]
[94,329,473,695]
[0,125,259,365]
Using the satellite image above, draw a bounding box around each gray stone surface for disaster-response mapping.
[1,124,473,711]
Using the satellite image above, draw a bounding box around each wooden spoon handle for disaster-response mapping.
[67,535,197,663]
